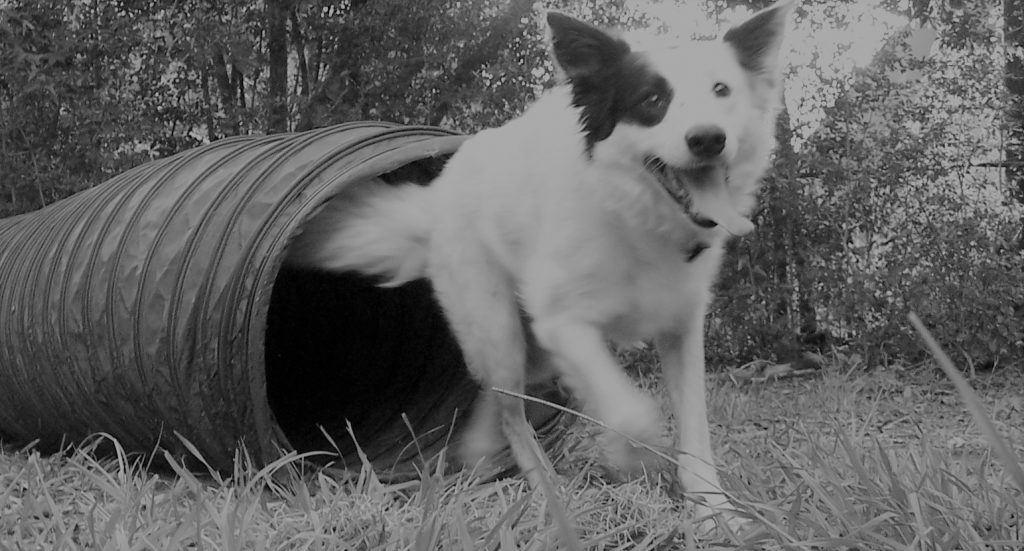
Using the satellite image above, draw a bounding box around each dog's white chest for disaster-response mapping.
[602,248,717,343]
[520,195,724,344]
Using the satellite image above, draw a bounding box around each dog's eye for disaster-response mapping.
[713,82,731,98]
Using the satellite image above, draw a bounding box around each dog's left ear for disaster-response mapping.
[723,1,794,77]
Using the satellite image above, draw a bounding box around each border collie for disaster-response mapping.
[287,1,792,527]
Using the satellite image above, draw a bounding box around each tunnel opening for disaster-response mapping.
[265,268,479,476]
[264,159,567,479]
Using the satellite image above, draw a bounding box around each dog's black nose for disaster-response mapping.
[686,126,726,158]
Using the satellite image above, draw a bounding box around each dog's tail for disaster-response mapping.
[284,180,433,286]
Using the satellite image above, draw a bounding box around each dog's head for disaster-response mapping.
[547,2,792,236]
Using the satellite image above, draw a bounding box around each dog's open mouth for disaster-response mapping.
[643,157,718,229]
[643,156,756,236]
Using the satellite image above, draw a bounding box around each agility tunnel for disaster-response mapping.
[0,121,567,477]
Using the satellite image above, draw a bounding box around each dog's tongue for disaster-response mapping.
[691,185,755,236]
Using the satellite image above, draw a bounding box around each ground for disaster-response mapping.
[712,359,1024,470]
[1,357,1022,550]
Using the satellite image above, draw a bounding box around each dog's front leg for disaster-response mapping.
[532,319,665,468]
[657,314,732,525]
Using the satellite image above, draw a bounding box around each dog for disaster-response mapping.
[286,1,792,524]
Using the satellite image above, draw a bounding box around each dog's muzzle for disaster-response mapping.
[643,157,718,229]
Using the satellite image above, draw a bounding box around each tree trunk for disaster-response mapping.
[267,0,290,133]
[210,45,240,138]
[293,0,372,131]
[1005,0,1024,247]
[772,98,818,337]
[237,67,246,108]
[202,66,216,142]
[767,104,795,330]
[289,7,310,99]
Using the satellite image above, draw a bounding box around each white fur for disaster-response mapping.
[286,2,792,530]
[285,179,433,287]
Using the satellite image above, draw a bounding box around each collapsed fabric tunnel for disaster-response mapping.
[0,121,568,478]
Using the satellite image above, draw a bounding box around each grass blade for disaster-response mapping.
[908,312,1024,493]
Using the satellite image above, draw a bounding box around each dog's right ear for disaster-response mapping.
[546,12,630,80]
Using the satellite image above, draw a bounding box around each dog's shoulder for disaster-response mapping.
[435,87,589,200]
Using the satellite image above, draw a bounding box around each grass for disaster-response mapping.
[2,348,1023,549]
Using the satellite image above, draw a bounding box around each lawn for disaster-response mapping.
[2,351,1022,550]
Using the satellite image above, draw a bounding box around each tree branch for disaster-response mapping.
[429,0,535,126]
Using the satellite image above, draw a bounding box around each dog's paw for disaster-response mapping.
[599,432,673,481]
[691,503,751,539]
[665,471,751,538]
[598,395,670,479]
[604,392,663,443]
[457,422,503,470]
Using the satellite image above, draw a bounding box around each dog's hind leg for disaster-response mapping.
[427,242,555,484]
[430,244,583,551]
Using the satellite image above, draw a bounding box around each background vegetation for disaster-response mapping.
[3,2,1024,549]
[0,0,1021,369]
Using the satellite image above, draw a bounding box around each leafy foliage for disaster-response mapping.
[709,3,1023,368]
[0,0,1021,366]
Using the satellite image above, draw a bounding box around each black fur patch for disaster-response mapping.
[572,53,673,151]
[548,13,673,152]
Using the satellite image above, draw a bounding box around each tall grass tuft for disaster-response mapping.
[2,330,1023,549]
